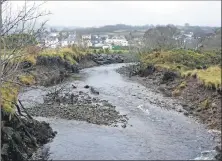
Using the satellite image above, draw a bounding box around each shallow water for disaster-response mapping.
[20,63,217,160]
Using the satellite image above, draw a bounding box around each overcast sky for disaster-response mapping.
[11,1,222,27]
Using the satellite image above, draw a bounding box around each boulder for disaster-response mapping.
[139,65,155,77]
[162,71,178,82]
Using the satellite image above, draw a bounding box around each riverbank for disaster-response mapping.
[116,63,221,160]
[1,109,57,161]
[1,51,135,161]
[19,63,219,160]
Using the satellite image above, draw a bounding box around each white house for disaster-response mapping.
[82,34,91,40]
[94,43,104,48]
[102,45,112,50]
[86,40,93,47]
[49,32,59,37]
[61,39,69,47]
[105,37,129,46]
[45,37,59,48]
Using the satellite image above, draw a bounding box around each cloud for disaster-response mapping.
[8,1,222,27]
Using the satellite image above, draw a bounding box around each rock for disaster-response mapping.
[72,85,77,89]
[211,103,217,108]
[162,71,178,82]
[84,85,90,89]
[139,65,155,77]
[90,87,99,95]
[1,144,9,156]
[184,111,189,116]
[122,124,127,128]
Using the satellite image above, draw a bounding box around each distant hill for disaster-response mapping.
[73,24,153,35]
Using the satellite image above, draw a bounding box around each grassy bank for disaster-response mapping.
[138,49,221,130]
[140,49,221,90]
[0,46,90,114]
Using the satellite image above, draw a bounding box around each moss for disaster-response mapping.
[18,75,35,85]
[0,83,19,113]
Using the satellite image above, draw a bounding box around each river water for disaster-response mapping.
[19,63,217,160]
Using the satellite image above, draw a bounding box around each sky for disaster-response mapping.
[9,1,222,27]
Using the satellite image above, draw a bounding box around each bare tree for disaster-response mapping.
[0,0,50,114]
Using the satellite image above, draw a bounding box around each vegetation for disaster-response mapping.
[89,48,129,54]
[182,66,221,90]
[140,49,221,90]
[18,74,36,85]
[0,82,19,113]
[0,45,90,113]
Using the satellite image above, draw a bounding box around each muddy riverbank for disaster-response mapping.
[19,63,220,160]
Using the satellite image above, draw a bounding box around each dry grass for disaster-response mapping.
[140,50,221,90]
[39,47,89,64]
[182,66,221,90]
[18,74,35,85]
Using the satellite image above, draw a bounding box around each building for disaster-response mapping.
[82,34,91,40]
[61,39,69,47]
[44,37,59,48]
[102,45,112,50]
[105,36,129,46]
[94,43,104,48]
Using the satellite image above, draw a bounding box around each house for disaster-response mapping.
[105,36,129,46]
[67,35,76,46]
[82,34,91,40]
[49,32,59,37]
[94,43,104,48]
[61,39,68,47]
[102,45,112,50]
[44,37,59,48]
[86,40,93,47]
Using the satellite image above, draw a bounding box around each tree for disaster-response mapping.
[143,25,181,50]
[0,0,50,113]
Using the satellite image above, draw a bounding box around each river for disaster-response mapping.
[19,63,217,160]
